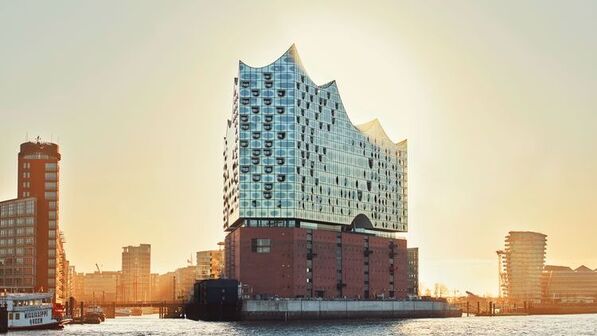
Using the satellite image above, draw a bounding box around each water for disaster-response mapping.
[16,314,597,335]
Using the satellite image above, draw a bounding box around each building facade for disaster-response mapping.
[541,265,597,303]
[501,231,547,303]
[197,250,224,280]
[0,139,68,303]
[74,271,121,303]
[223,45,409,299]
[121,244,151,302]
[407,247,419,297]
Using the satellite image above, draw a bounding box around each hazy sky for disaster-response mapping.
[1,0,596,295]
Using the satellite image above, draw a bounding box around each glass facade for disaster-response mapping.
[223,45,408,233]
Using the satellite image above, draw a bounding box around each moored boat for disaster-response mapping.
[0,293,67,330]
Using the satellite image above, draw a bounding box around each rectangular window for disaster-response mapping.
[45,173,57,181]
[44,192,57,200]
[251,238,271,253]
[45,163,57,172]
[45,182,57,190]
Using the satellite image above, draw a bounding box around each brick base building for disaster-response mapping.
[225,227,408,299]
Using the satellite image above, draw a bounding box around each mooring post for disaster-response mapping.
[80,301,84,323]
[0,305,8,334]
[466,301,469,317]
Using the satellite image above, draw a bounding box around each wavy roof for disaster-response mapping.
[240,44,406,149]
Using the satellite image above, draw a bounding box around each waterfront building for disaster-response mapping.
[81,271,121,303]
[152,271,176,302]
[407,247,419,297]
[121,244,151,302]
[175,265,198,301]
[500,231,547,303]
[541,265,597,303]
[197,249,224,280]
[223,45,409,299]
[0,139,69,303]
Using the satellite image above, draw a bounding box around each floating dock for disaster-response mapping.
[241,299,461,321]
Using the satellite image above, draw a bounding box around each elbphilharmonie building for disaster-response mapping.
[223,45,413,299]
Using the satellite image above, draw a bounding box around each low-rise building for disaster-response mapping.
[541,265,597,303]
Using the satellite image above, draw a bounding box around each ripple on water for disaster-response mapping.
[13,313,597,336]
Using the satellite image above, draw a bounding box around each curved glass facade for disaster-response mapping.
[223,45,408,233]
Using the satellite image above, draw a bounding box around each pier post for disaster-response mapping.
[477,302,480,315]
[0,305,7,334]
[466,302,469,317]
[488,302,492,316]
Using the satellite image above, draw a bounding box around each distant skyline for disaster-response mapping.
[1,0,596,296]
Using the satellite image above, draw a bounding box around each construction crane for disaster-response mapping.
[96,263,102,273]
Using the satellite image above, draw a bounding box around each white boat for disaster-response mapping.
[0,293,65,330]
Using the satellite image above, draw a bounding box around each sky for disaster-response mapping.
[0,0,596,296]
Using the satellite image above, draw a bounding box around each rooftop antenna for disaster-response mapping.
[35,136,41,144]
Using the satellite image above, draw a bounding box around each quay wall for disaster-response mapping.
[241,300,461,320]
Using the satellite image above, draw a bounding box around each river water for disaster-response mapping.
[17,314,597,335]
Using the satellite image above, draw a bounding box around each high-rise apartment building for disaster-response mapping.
[500,231,547,303]
[223,45,409,299]
[121,244,151,302]
[0,139,68,303]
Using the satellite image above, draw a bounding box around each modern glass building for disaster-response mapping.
[223,46,410,299]
[223,44,408,235]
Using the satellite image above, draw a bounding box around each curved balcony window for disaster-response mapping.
[263,98,272,106]
[263,191,272,199]
[263,149,272,157]
[240,140,248,148]
[263,73,272,80]
[277,90,286,97]
[241,123,250,130]
[240,81,250,88]
[251,157,260,165]
[240,115,249,122]
[264,166,273,174]
[252,174,261,182]
[264,140,273,148]
[251,89,260,97]
[265,81,273,88]
[252,132,261,139]
[277,132,286,140]
[252,106,260,114]
[240,166,250,173]
[264,183,273,191]
[264,115,273,122]
[263,123,272,131]
[277,175,286,182]
[241,98,250,105]
[252,149,261,157]
[276,106,285,114]
[276,157,285,165]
